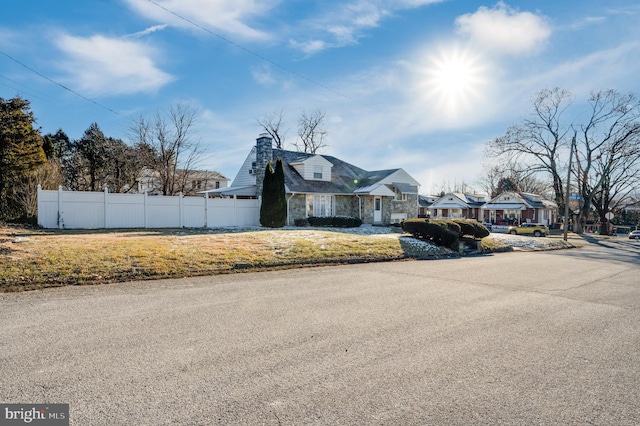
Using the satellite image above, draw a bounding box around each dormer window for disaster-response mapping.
[313,165,323,179]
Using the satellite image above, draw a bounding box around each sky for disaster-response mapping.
[2,0,639,195]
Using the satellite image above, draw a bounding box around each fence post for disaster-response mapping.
[58,185,64,229]
[233,195,237,227]
[179,192,184,228]
[144,191,148,228]
[37,184,42,227]
[104,187,109,228]
[204,193,208,228]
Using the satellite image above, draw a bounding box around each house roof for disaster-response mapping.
[200,185,256,197]
[274,148,364,194]
[430,192,487,209]
[393,182,418,194]
[353,183,396,196]
[272,149,415,195]
[482,191,558,210]
[482,203,527,210]
[418,195,438,207]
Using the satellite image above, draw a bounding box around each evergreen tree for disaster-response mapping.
[260,158,287,228]
[0,97,46,219]
[42,129,71,160]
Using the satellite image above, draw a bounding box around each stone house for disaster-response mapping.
[207,134,421,225]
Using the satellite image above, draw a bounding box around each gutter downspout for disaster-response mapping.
[286,192,295,226]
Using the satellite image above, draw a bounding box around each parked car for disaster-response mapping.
[629,230,640,240]
[508,223,549,237]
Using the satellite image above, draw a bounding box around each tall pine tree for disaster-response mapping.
[259,158,287,228]
[0,97,46,219]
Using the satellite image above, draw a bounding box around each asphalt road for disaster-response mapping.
[1,237,639,425]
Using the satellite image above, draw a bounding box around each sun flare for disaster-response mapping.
[423,47,487,115]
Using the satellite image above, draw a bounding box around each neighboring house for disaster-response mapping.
[481,191,558,226]
[429,193,487,220]
[205,134,421,225]
[138,168,229,195]
[418,195,438,217]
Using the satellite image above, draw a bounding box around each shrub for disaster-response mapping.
[294,218,309,227]
[307,216,333,227]
[307,216,362,228]
[452,219,490,239]
[333,216,363,228]
[401,218,459,249]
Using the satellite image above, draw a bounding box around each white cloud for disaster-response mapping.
[123,0,277,41]
[455,1,551,56]
[251,64,276,86]
[511,41,640,99]
[288,0,445,54]
[288,39,327,56]
[126,24,168,39]
[55,34,174,96]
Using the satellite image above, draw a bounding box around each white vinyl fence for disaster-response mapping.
[37,185,260,229]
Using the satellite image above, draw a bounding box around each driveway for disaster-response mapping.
[1,239,639,425]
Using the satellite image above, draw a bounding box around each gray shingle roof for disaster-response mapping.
[272,149,400,194]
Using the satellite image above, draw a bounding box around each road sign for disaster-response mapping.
[605,212,614,220]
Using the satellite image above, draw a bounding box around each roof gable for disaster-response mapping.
[432,193,470,208]
[227,140,420,196]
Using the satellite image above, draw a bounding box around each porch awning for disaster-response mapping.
[481,203,526,210]
[354,183,396,197]
[431,203,468,209]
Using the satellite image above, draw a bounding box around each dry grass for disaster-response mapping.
[0,225,439,292]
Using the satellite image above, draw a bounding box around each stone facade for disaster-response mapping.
[255,134,272,197]
[335,195,359,218]
[359,194,419,224]
[286,193,419,225]
[288,195,307,223]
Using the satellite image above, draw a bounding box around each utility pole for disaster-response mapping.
[563,132,577,242]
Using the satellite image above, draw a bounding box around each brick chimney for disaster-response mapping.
[255,133,273,197]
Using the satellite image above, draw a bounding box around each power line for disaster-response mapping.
[0,50,120,115]
[144,0,350,100]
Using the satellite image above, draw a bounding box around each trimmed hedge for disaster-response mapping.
[401,218,489,249]
[401,218,460,249]
[294,218,309,227]
[452,219,490,239]
[307,216,363,228]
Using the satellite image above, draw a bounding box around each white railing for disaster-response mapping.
[37,186,260,229]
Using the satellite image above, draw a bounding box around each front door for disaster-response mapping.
[374,197,382,223]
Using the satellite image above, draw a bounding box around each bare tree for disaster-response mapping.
[11,159,63,218]
[478,160,552,198]
[256,110,288,149]
[295,109,328,154]
[573,90,640,233]
[129,103,203,196]
[485,88,573,211]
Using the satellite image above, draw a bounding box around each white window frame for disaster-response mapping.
[306,195,334,217]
